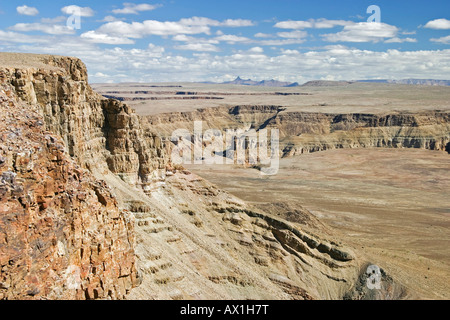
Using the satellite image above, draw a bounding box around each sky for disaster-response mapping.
[0,0,449,83]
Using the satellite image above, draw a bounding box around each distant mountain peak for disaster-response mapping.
[224,76,299,87]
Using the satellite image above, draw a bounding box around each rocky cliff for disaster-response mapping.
[144,105,450,158]
[0,55,168,189]
[0,53,406,300]
[0,82,138,299]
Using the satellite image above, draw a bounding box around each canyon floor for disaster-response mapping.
[92,81,450,116]
[93,81,450,299]
[185,148,450,299]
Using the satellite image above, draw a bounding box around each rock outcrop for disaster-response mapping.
[0,52,409,300]
[0,54,168,190]
[0,83,138,299]
[143,105,450,158]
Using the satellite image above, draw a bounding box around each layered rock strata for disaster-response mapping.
[0,53,410,300]
[0,83,138,299]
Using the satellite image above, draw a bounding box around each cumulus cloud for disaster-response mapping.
[276,30,308,39]
[98,15,126,22]
[10,23,75,35]
[16,5,39,16]
[96,20,211,38]
[88,16,255,41]
[431,35,450,44]
[174,43,220,52]
[61,5,94,17]
[322,22,399,43]
[7,34,449,83]
[214,34,251,43]
[0,30,48,43]
[275,19,352,29]
[254,32,272,38]
[384,37,417,43]
[221,19,254,27]
[80,30,135,44]
[256,38,306,46]
[424,18,450,30]
[112,3,161,14]
[249,47,264,53]
[178,17,254,28]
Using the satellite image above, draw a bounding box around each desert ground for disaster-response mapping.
[92,81,450,299]
[185,148,450,299]
[92,81,450,116]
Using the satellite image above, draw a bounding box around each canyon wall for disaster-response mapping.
[0,53,411,300]
[0,82,138,299]
[1,57,169,189]
[144,105,450,158]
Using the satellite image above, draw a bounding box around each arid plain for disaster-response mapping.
[94,81,450,299]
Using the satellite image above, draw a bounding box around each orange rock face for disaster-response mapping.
[0,83,138,299]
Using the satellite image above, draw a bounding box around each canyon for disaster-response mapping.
[1,52,449,300]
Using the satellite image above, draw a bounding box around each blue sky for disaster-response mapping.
[0,0,449,83]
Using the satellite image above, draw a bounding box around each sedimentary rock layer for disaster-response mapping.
[0,83,138,300]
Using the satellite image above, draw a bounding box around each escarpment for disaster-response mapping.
[0,83,138,299]
[1,53,410,300]
[144,105,450,158]
[0,56,169,190]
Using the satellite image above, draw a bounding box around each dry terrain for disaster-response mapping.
[1,52,448,300]
[92,81,450,116]
[186,148,450,299]
[95,80,450,299]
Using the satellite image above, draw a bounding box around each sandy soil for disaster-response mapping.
[92,82,450,116]
[185,148,450,299]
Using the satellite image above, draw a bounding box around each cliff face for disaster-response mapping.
[144,105,450,158]
[0,53,409,300]
[0,56,168,189]
[0,83,138,299]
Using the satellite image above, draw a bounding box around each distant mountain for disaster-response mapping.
[301,80,355,87]
[357,79,450,86]
[223,76,299,87]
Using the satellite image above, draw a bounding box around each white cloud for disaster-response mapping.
[61,5,94,17]
[80,30,135,44]
[16,5,39,16]
[10,23,75,35]
[276,30,308,39]
[384,37,417,43]
[424,18,450,30]
[40,16,66,24]
[275,20,312,29]
[249,47,264,53]
[254,32,272,38]
[430,35,450,44]
[275,19,352,29]
[178,17,220,27]
[221,19,254,27]
[8,35,449,83]
[96,20,211,38]
[178,17,254,28]
[214,34,250,43]
[256,38,306,46]
[112,3,161,15]
[322,22,399,43]
[87,16,255,42]
[98,15,125,22]
[174,43,220,52]
[0,30,51,43]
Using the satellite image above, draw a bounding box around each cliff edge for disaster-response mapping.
[0,53,404,300]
